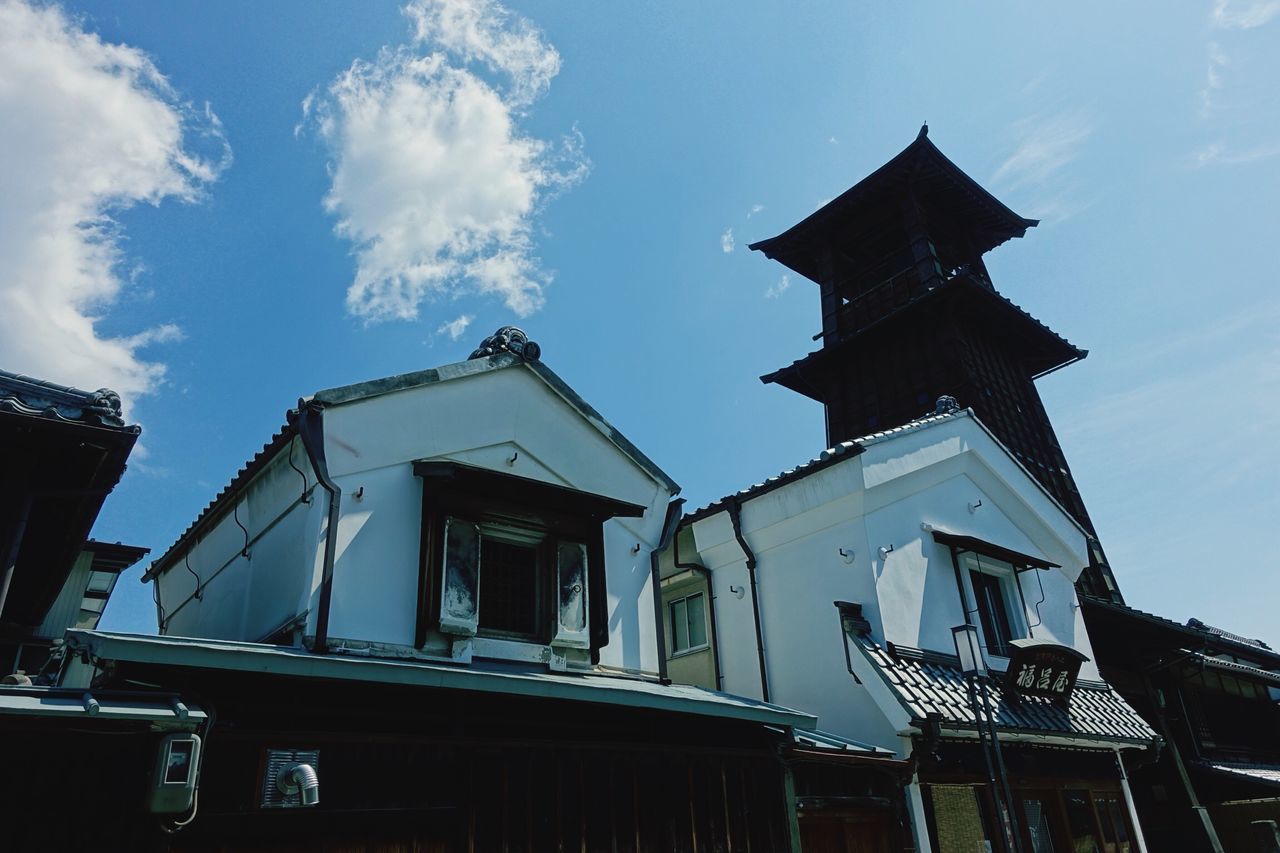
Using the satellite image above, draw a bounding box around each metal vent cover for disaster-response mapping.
[260,748,320,808]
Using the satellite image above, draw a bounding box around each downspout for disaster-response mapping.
[1113,749,1150,853]
[649,498,684,684]
[728,498,769,702]
[673,521,724,691]
[290,400,341,655]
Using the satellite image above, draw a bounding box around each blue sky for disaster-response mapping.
[3,0,1278,643]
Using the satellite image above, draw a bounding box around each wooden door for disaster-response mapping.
[799,811,896,853]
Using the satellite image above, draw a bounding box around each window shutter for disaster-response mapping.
[439,517,481,636]
[552,541,590,648]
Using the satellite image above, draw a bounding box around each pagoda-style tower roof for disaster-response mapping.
[762,275,1087,402]
[749,127,1123,603]
[749,125,1038,285]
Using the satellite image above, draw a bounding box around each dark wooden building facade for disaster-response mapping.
[749,126,1121,604]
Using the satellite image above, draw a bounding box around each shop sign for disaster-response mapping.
[1004,639,1087,703]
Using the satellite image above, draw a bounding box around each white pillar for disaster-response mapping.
[902,736,934,853]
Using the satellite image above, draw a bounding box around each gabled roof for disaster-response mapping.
[309,353,678,494]
[682,408,966,523]
[855,638,1157,747]
[146,352,677,582]
[748,126,1038,285]
[684,405,1088,548]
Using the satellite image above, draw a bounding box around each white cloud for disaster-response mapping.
[1194,139,1280,167]
[747,204,764,219]
[1200,41,1229,116]
[436,313,474,340]
[992,113,1092,191]
[828,136,839,145]
[308,0,586,325]
[0,0,227,410]
[1211,0,1280,28]
[720,227,735,253]
[765,275,790,299]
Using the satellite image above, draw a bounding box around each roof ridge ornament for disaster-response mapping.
[934,395,960,415]
[468,326,541,362]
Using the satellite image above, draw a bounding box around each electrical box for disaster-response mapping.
[147,733,201,814]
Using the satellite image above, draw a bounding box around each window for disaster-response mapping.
[437,515,586,646]
[415,461,643,661]
[959,551,1025,659]
[669,593,707,655]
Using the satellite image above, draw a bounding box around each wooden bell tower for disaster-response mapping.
[750,126,1122,602]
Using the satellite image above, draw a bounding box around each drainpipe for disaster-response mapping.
[673,520,723,691]
[290,400,341,655]
[649,499,685,684]
[1113,749,1150,853]
[727,498,769,703]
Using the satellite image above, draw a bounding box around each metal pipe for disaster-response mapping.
[673,520,723,690]
[978,676,1023,853]
[727,498,769,702]
[1114,749,1150,853]
[649,499,685,684]
[965,675,1009,853]
[0,495,34,622]
[290,400,341,655]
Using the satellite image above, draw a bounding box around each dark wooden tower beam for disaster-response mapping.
[749,126,1124,602]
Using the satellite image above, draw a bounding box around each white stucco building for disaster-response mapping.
[660,400,1158,852]
[146,343,683,676]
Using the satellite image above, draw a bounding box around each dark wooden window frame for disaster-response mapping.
[413,461,644,663]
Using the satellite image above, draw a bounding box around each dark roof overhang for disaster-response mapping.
[748,127,1038,284]
[1080,595,1280,670]
[413,460,645,520]
[0,372,139,628]
[83,540,151,575]
[931,530,1060,571]
[761,275,1086,400]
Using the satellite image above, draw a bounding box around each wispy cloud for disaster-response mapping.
[0,0,227,412]
[720,227,735,253]
[306,0,587,325]
[436,313,474,340]
[1211,0,1280,28]
[747,204,764,218]
[993,113,1092,190]
[1194,139,1280,167]
[992,113,1093,221]
[1200,41,1229,116]
[765,275,790,299]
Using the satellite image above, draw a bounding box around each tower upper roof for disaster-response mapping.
[748,126,1038,284]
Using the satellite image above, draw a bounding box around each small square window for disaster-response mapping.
[669,592,707,655]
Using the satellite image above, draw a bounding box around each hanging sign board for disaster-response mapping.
[1004,639,1088,703]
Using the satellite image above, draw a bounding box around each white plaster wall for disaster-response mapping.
[314,364,672,672]
[681,413,1102,751]
[158,437,322,641]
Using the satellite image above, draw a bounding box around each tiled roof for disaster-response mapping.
[143,423,295,581]
[1081,596,1280,668]
[683,407,967,521]
[760,276,1085,392]
[856,639,1158,746]
[1202,762,1280,788]
[0,367,135,431]
[1187,618,1273,651]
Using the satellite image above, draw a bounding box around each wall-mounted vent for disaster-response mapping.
[260,748,320,809]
